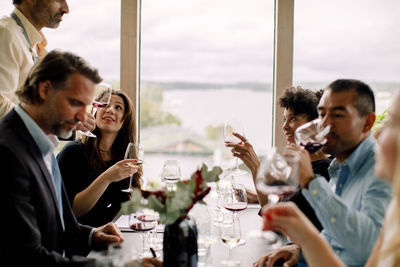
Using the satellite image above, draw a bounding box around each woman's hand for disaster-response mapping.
[225,132,260,177]
[262,202,319,245]
[103,159,139,183]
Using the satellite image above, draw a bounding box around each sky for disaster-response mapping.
[1,0,399,83]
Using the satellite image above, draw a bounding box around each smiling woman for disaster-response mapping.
[57,89,141,227]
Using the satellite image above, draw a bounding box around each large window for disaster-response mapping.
[140,0,274,182]
[293,0,400,114]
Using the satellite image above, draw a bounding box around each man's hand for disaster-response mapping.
[253,244,301,267]
[92,222,124,247]
[284,144,314,188]
[76,112,96,132]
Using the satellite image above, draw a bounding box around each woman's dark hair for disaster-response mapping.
[279,86,323,121]
[81,89,141,189]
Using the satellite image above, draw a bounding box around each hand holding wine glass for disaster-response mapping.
[121,143,144,193]
[295,118,330,154]
[224,120,248,176]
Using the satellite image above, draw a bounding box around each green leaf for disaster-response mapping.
[201,163,222,183]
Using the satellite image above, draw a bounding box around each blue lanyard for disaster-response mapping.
[10,12,39,62]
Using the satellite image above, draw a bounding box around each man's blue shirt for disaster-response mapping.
[302,136,392,267]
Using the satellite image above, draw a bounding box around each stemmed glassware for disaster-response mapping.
[223,183,247,246]
[220,211,241,266]
[224,120,248,176]
[78,83,112,138]
[295,118,330,154]
[121,142,144,193]
[248,147,300,247]
[129,212,156,257]
[136,209,162,252]
[161,160,181,191]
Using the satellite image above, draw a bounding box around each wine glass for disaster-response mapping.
[223,183,248,214]
[220,212,241,266]
[294,118,330,154]
[121,143,144,193]
[78,83,112,138]
[248,147,300,247]
[136,209,162,252]
[223,183,247,246]
[224,120,248,176]
[161,160,181,191]
[128,213,156,257]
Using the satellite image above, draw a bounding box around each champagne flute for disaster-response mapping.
[79,83,112,138]
[224,120,248,176]
[161,160,181,191]
[121,143,144,193]
[295,118,330,154]
[220,212,241,266]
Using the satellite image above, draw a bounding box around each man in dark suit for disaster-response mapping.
[0,50,125,266]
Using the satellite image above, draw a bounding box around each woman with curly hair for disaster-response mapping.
[226,86,331,231]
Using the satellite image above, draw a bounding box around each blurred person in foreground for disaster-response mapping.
[259,89,400,267]
[0,50,160,267]
[58,89,142,227]
[253,79,392,267]
[227,86,331,231]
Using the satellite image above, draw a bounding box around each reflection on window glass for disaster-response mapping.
[140,0,274,186]
[294,0,400,114]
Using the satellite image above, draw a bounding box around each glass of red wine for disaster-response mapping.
[136,209,162,251]
[248,147,300,247]
[294,118,330,154]
[223,183,247,246]
[129,213,157,257]
[78,83,112,138]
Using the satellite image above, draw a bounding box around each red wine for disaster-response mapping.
[92,100,108,108]
[129,222,155,231]
[137,214,159,222]
[258,184,297,198]
[224,202,247,212]
[302,141,323,154]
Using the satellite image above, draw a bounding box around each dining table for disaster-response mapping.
[88,175,284,266]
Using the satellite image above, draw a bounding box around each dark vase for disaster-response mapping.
[163,217,198,267]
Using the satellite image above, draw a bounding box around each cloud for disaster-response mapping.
[1,0,399,83]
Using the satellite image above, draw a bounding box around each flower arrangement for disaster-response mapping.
[120,164,222,225]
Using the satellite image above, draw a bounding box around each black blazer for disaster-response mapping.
[0,109,96,266]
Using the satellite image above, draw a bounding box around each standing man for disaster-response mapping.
[0,50,124,266]
[254,79,392,267]
[0,1,94,132]
[0,0,68,117]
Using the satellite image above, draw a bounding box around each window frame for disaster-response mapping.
[120,0,294,149]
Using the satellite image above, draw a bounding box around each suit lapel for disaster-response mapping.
[9,110,64,226]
